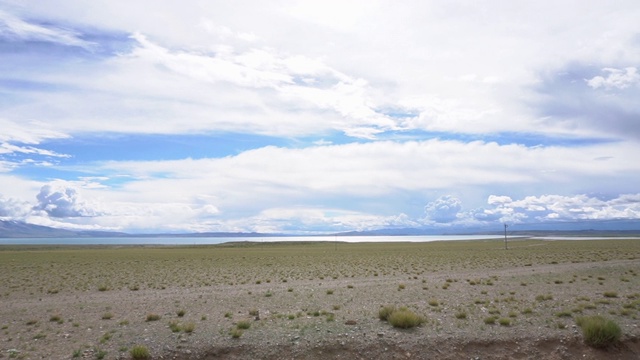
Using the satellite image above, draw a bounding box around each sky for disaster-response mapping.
[1,1,640,234]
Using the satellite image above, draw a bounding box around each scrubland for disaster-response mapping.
[1,239,640,359]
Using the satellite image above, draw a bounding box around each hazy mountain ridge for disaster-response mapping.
[1,219,639,238]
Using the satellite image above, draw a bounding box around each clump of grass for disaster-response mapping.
[387,308,425,329]
[98,285,109,292]
[484,316,498,324]
[146,313,161,322]
[230,328,243,338]
[398,283,406,290]
[603,291,618,298]
[556,311,573,318]
[428,299,439,307]
[378,305,396,321]
[498,318,511,326]
[326,289,334,295]
[182,321,195,333]
[236,320,251,330]
[169,320,180,332]
[535,294,553,301]
[130,345,151,359]
[177,309,186,317]
[101,313,113,320]
[576,315,621,348]
[455,311,467,319]
[49,314,62,323]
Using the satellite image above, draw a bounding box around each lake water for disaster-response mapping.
[0,235,507,245]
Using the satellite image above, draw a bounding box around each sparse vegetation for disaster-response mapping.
[1,239,640,358]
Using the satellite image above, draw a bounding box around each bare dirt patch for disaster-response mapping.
[1,239,639,359]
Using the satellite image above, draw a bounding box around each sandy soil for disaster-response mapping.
[1,244,639,359]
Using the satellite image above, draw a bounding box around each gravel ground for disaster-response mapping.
[1,244,639,359]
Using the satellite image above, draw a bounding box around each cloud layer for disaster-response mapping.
[1,1,639,233]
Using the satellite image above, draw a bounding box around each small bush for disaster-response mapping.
[182,322,195,333]
[230,328,243,338]
[556,311,572,318]
[146,313,161,322]
[428,299,439,307]
[169,321,181,332]
[378,305,396,321]
[236,320,251,329]
[130,345,150,359]
[484,316,497,324]
[177,309,186,317]
[603,291,618,298]
[535,294,553,301]
[576,315,621,348]
[455,311,467,319]
[101,313,113,320]
[388,308,424,329]
[498,318,511,326]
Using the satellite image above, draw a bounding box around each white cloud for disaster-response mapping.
[484,194,640,224]
[587,67,640,90]
[424,196,463,223]
[34,182,100,218]
[0,194,31,219]
[0,9,94,48]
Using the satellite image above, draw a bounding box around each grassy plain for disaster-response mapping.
[1,239,640,359]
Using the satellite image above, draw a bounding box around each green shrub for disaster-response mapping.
[498,318,511,326]
[576,316,621,348]
[230,328,243,338]
[182,321,195,333]
[455,311,467,319]
[378,305,396,321]
[146,313,161,322]
[236,320,251,329]
[387,308,424,329]
[130,345,150,359]
[169,321,181,332]
[483,316,497,324]
[177,309,186,317]
[603,291,618,298]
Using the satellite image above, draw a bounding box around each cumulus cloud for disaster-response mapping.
[484,194,640,224]
[587,67,640,90]
[0,194,32,219]
[33,183,99,218]
[424,196,463,223]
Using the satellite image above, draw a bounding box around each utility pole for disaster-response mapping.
[504,224,508,250]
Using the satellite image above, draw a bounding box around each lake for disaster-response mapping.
[0,235,508,245]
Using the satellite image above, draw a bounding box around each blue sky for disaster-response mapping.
[1,1,640,233]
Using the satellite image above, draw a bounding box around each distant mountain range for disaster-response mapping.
[1,219,639,238]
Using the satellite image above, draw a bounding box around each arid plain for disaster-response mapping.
[1,239,640,359]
